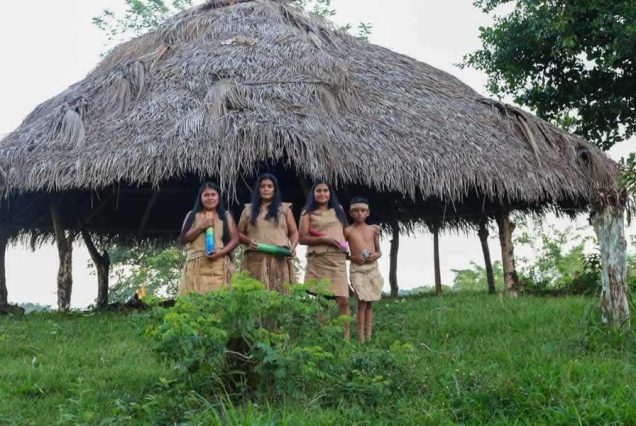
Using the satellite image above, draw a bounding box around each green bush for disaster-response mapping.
[147,273,418,409]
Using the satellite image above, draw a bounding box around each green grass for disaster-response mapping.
[2,293,636,425]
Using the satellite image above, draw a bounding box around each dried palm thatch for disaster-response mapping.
[0,0,618,235]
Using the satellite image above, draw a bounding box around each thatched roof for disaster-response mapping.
[0,0,617,236]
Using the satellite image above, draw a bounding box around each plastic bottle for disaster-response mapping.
[205,227,215,255]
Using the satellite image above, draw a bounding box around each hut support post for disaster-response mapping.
[478,221,496,294]
[433,227,442,295]
[80,229,110,310]
[389,221,399,297]
[0,230,8,308]
[137,191,159,236]
[591,205,630,329]
[51,201,73,312]
[495,207,520,297]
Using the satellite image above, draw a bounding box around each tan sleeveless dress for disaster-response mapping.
[303,208,348,298]
[238,203,296,294]
[179,211,234,295]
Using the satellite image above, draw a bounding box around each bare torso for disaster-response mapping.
[345,223,380,264]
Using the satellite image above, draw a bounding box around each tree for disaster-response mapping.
[80,229,111,310]
[463,0,636,150]
[465,0,634,328]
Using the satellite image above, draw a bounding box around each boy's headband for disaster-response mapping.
[350,202,369,210]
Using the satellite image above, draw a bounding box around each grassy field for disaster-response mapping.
[1,293,635,425]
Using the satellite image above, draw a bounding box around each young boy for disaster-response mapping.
[344,196,383,342]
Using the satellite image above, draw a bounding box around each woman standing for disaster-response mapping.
[238,173,299,293]
[298,180,350,338]
[178,182,239,294]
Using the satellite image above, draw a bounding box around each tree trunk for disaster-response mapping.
[433,227,442,295]
[80,228,110,310]
[51,202,73,312]
[0,231,8,308]
[389,221,400,297]
[495,207,520,297]
[591,205,630,329]
[478,221,496,294]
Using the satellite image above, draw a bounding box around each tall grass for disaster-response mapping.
[1,293,635,424]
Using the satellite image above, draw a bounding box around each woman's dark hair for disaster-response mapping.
[250,173,282,225]
[302,180,348,226]
[179,182,230,245]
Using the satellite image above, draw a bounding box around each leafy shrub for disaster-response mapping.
[147,273,418,408]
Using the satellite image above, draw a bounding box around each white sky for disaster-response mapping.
[0,0,634,307]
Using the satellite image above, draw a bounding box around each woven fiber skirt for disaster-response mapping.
[350,261,383,302]
[178,255,233,295]
[242,251,296,294]
[304,251,348,298]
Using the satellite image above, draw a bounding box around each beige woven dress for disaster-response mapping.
[303,208,348,298]
[238,203,296,294]
[178,212,234,295]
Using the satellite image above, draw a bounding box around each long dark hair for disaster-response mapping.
[250,173,282,225]
[302,180,348,226]
[180,182,230,245]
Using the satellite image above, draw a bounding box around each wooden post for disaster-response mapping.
[591,205,630,329]
[137,191,159,237]
[0,230,8,308]
[478,221,496,294]
[495,207,520,297]
[433,226,442,295]
[80,228,110,310]
[51,200,74,312]
[389,220,399,297]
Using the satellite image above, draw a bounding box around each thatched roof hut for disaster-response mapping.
[0,0,616,236]
[0,0,624,312]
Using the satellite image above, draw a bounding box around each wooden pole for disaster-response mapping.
[0,230,8,308]
[591,205,630,329]
[389,220,399,297]
[137,191,159,237]
[478,221,496,294]
[51,200,74,312]
[495,207,520,297]
[80,228,110,310]
[433,226,442,295]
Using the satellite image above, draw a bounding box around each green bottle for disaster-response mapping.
[256,243,292,257]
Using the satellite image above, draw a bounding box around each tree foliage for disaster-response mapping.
[99,244,185,302]
[452,220,636,295]
[463,0,636,150]
[452,261,504,292]
[93,0,194,40]
[93,0,372,42]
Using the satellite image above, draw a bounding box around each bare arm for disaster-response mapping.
[285,207,299,250]
[212,213,239,258]
[180,212,202,245]
[237,207,256,247]
[369,225,382,261]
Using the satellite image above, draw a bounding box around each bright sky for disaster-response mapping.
[0,0,634,308]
